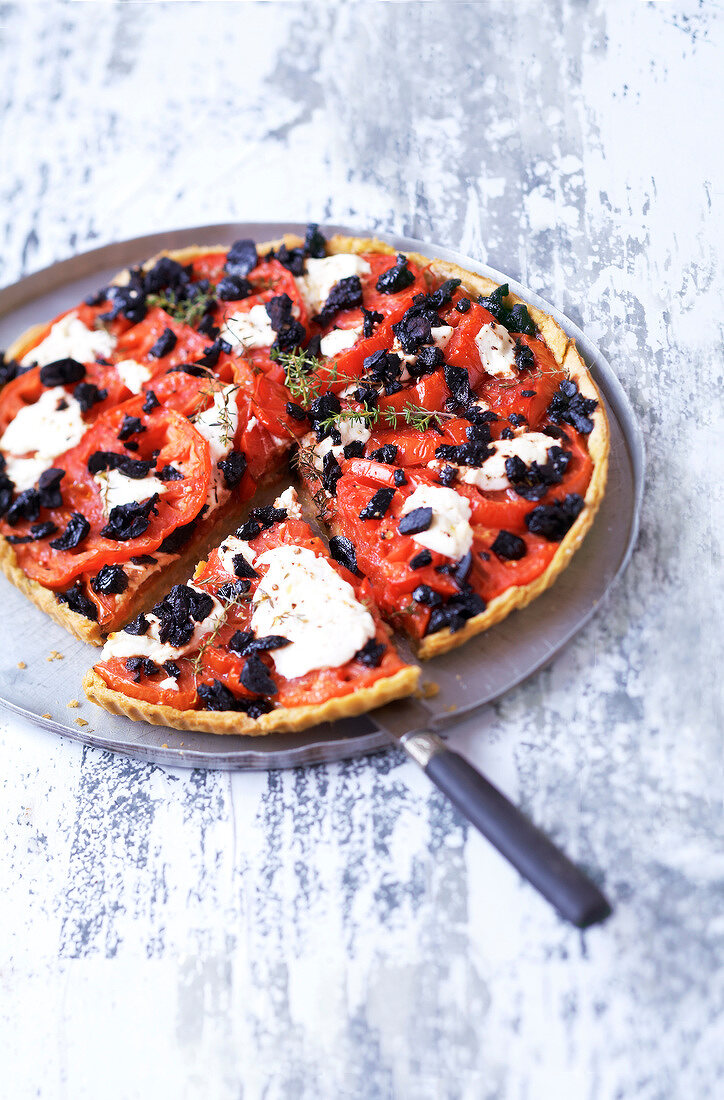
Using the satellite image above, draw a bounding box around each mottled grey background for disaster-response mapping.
[1,3,722,1098]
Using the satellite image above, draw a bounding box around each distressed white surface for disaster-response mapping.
[1,2,723,1098]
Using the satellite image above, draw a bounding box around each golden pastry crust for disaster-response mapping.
[82,664,419,736]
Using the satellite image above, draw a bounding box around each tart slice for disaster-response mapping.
[83,489,419,734]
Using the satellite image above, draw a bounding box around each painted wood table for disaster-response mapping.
[1,3,721,1098]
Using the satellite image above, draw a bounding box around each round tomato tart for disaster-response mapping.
[83,489,419,734]
[0,225,608,731]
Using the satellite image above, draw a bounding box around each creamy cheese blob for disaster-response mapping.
[475,320,517,379]
[219,303,275,350]
[217,535,257,575]
[102,587,225,663]
[400,484,473,559]
[304,416,371,474]
[115,358,151,394]
[274,486,303,519]
[0,387,86,491]
[21,312,116,368]
[430,324,454,350]
[193,385,240,509]
[250,544,375,680]
[319,325,363,359]
[94,469,167,516]
[295,254,371,315]
[459,432,553,492]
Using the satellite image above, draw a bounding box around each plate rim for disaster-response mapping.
[0,221,645,770]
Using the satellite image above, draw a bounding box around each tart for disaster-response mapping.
[0,225,608,732]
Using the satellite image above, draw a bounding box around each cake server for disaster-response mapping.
[372,693,612,928]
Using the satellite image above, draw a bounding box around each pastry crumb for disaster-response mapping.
[67,699,80,709]
[75,718,89,728]
[47,651,64,662]
[416,680,440,700]
[42,712,52,719]
[446,704,457,712]
[161,743,169,749]
[17,661,26,669]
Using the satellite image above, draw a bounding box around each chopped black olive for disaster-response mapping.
[456,297,471,314]
[393,469,408,487]
[131,554,157,564]
[157,516,197,554]
[232,553,258,580]
[225,239,258,278]
[414,345,445,374]
[124,613,150,636]
[285,402,309,422]
[152,584,214,648]
[6,521,57,544]
[73,382,108,412]
[508,413,527,428]
[236,505,287,540]
[117,415,145,441]
[39,358,85,388]
[0,474,12,518]
[425,588,486,635]
[321,451,342,496]
[216,579,251,602]
[217,274,252,302]
[38,467,65,509]
[167,362,209,377]
[369,444,398,465]
[196,338,230,369]
[158,464,184,482]
[359,487,395,520]
[355,639,386,668]
[399,507,433,536]
[453,551,473,587]
[315,276,363,327]
[229,631,290,657]
[413,584,443,607]
[362,308,383,338]
[376,254,415,294]
[438,465,458,486]
[525,494,584,541]
[266,293,305,351]
[100,270,147,325]
[163,660,180,679]
[329,535,361,575]
[520,390,536,398]
[304,223,327,259]
[84,287,108,307]
[197,679,273,716]
[6,489,40,526]
[444,362,475,411]
[491,530,527,560]
[143,256,190,296]
[142,390,160,413]
[500,427,515,440]
[49,512,90,551]
[409,548,432,570]
[343,441,366,460]
[508,303,536,336]
[56,581,98,621]
[240,653,277,696]
[87,451,155,479]
[149,328,178,358]
[362,349,403,394]
[504,445,571,502]
[91,563,129,594]
[100,494,159,541]
[197,315,220,341]
[546,379,598,435]
[125,656,159,682]
[218,451,247,489]
[515,341,535,373]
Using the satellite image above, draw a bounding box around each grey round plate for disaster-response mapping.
[0,223,644,770]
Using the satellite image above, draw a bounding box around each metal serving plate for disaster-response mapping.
[0,223,644,769]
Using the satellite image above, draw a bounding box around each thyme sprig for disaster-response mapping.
[317,402,454,436]
[147,288,216,327]
[190,586,250,677]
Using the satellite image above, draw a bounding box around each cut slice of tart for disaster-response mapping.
[83,489,419,734]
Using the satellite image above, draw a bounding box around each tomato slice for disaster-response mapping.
[4,396,212,588]
[99,656,199,709]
